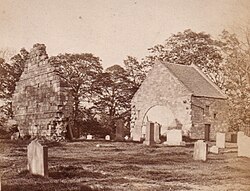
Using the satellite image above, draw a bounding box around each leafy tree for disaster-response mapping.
[92,65,133,134]
[0,48,29,129]
[49,53,103,136]
[220,30,250,131]
[147,29,225,87]
[123,56,151,92]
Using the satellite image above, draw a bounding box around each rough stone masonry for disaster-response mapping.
[12,44,74,139]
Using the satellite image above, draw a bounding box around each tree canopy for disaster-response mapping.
[147,29,225,87]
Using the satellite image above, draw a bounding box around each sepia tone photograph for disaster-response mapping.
[0,0,250,190]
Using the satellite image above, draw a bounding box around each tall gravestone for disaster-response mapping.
[237,131,245,147]
[115,119,124,141]
[143,122,155,146]
[27,140,48,177]
[216,132,226,148]
[238,131,250,158]
[154,122,161,143]
[193,140,207,161]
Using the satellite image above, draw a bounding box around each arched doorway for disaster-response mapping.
[142,105,178,137]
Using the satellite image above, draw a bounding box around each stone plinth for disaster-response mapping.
[143,122,155,146]
[27,140,48,177]
[216,132,225,148]
[193,140,207,161]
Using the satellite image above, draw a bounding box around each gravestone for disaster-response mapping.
[154,123,161,143]
[164,129,182,145]
[238,131,250,158]
[143,122,155,146]
[27,140,48,176]
[237,131,244,147]
[216,132,226,148]
[124,135,129,141]
[115,119,124,141]
[193,140,207,161]
[105,135,110,141]
[209,145,219,154]
[87,134,93,140]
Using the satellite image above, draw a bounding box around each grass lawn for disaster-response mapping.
[0,139,250,191]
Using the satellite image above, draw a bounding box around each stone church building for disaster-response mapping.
[12,44,74,139]
[130,61,228,141]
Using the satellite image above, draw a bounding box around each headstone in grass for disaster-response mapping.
[238,131,250,158]
[193,140,207,161]
[87,134,93,140]
[115,119,125,141]
[154,122,161,143]
[105,135,110,141]
[27,140,48,177]
[237,131,244,147]
[209,145,219,154]
[164,129,182,146]
[216,132,225,148]
[143,122,155,146]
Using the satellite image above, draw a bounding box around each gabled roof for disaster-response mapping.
[162,62,227,99]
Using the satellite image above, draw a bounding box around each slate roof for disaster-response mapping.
[163,62,227,99]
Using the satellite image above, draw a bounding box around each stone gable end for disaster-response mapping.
[12,44,74,137]
[131,62,193,141]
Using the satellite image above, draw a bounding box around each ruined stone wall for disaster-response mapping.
[191,96,229,140]
[131,62,193,141]
[12,44,74,138]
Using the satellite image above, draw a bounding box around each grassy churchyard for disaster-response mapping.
[0,139,250,191]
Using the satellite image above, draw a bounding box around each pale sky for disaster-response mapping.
[0,0,250,68]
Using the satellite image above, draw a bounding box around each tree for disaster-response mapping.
[92,65,133,134]
[0,48,29,129]
[147,29,225,87]
[220,30,250,131]
[49,53,103,135]
[123,56,151,93]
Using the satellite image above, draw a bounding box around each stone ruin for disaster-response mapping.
[12,44,74,140]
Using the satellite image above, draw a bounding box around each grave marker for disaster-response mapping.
[193,140,207,161]
[238,131,250,158]
[105,135,110,141]
[216,132,225,148]
[143,122,155,146]
[209,145,219,154]
[154,123,161,143]
[27,140,48,176]
[87,134,93,140]
[115,119,124,141]
[164,129,182,145]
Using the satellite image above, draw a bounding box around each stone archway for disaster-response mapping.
[142,105,178,136]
